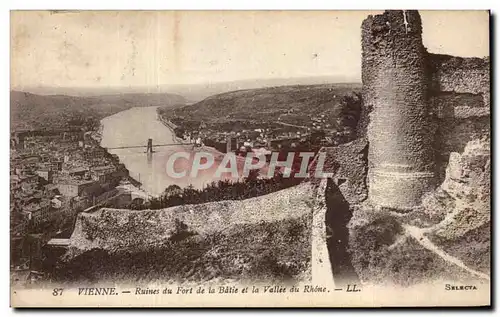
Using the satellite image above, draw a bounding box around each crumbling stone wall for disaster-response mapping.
[428,53,490,107]
[308,138,368,205]
[307,139,368,286]
[428,54,491,182]
[346,10,490,287]
[50,183,316,284]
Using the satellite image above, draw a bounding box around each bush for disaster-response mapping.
[131,173,303,210]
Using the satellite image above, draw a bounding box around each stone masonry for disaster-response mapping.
[362,10,436,210]
[361,10,490,210]
[347,10,490,286]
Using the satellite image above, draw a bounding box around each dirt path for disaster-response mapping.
[403,224,490,281]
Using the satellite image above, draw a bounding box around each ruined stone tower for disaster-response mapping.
[362,11,435,210]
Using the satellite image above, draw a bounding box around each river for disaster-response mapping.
[100,106,231,196]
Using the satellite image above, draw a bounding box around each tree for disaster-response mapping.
[335,93,362,144]
[163,184,183,198]
[245,169,260,183]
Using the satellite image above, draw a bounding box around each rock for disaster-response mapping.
[432,137,490,239]
[348,138,491,286]
[424,138,491,274]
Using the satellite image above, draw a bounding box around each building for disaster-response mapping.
[36,169,53,183]
[21,155,41,166]
[19,175,39,191]
[90,165,116,182]
[56,179,99,198]
[23,200,51,227]
[63,167,88,177]
[42,160,63,171]
[10,212,30,238]
[14,167,33,176]
[50,196,63,209]
[83,148,106,161]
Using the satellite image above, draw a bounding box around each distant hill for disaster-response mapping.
[165,83,362,132]
[166,77,361,102]
[18,76,361,103]
[10,91,186,131]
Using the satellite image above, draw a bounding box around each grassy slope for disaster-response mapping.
[52,214,311,284]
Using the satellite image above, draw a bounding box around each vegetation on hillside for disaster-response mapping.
[159,83,362,137]
[124,169,303,210]
[10,91,186,131]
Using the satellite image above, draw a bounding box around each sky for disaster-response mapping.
[10,10,490,89]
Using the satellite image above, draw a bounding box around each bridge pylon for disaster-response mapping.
[146,138,153,154]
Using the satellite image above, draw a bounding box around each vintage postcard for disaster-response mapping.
[10,10,491,307]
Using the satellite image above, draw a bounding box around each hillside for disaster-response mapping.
[165,83,361,128]
[10,91,186,131]
[168,77,361,101]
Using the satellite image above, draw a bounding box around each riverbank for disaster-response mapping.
[157,108,230,156]
[156,110,186,145]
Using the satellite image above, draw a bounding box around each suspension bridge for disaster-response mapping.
[105,138,196,153]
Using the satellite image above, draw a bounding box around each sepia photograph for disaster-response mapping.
[9,9,491,307]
